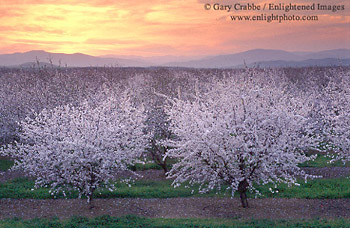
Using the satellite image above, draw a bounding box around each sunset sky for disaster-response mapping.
[0,0,349,57]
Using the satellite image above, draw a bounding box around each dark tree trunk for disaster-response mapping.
[160,159,168,174]
[88,168,96,209]
[87,191,94,209]
[238,179,249,208]
[150,142,169,175]
[239,191,249,208]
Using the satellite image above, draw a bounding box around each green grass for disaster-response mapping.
[0,215,350,228]
[0,159,14,171]
[129,158,177,171]
[2,154,349,173]
[1,177,349,200]
[129,162,164,171]
[254,178,350,199]
[0,178,214,199]
[1,155,349,200]
[0,158,168,172]
[298,155,350,168]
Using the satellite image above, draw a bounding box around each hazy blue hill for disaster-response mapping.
[0,49,349,68]
[163,49,350,68]
[17,61,59,68]
[0,50,151,67]
[164,49,300,68]
[303,49,350,59]
[251,58,350,68]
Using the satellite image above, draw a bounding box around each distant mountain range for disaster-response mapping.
[0,50,150,68]
[164,49,350,68]
[0,49,349,68]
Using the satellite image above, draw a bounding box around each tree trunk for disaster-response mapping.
[87,189,95,210]
[87,191,94,209]
[151,144,169,175]
[160,159,168,174]
[88,169,96,209]
[238,179,249,208]
[239,191,249,208]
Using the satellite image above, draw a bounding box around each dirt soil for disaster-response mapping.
[1,198,350,220]
[302,167,350,178]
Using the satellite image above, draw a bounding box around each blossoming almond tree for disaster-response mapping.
[319,69,350,163]
[1,88,148,205]
[165,73,317,208]
[0,68,110,145]
[125,72,198,174]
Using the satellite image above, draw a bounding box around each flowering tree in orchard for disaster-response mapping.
[0,67,112,145]
[1,87,148,205]
[318,69,350,163]
[125,72,198,174]
[164,72,317,208]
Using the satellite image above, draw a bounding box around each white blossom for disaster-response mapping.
[1,87,148,204]
[318,69,350,163]
[164,72,317,208]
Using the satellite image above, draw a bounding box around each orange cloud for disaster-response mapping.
[0,0,349,56]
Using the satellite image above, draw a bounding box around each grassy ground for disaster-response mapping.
[1,155,348,173]
[1,158,167,172]
[0,215,350,228]
[298,155,350,168]
[1,156,350,227]
[1,177,349,200]
[129,157,177,172]
[130,155,350,171]
[1,154,349,199]
[132,155,350,170]
[129,162,164,171]
[0,159,14,171]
